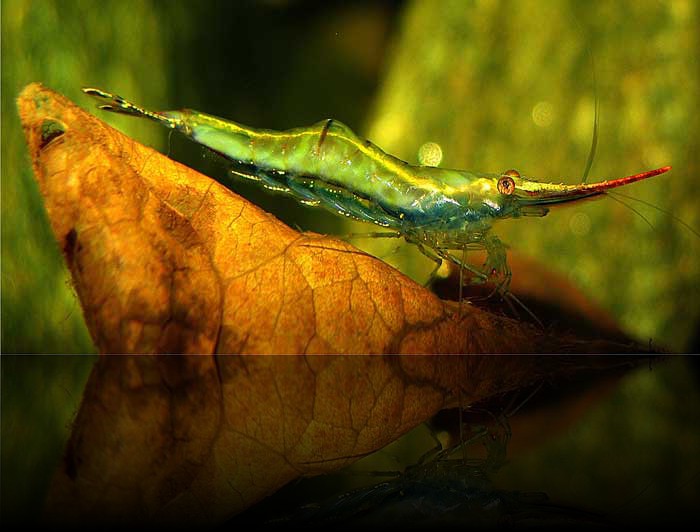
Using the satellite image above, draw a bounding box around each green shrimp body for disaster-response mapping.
[167,109,517,234]
[83,88,670,294]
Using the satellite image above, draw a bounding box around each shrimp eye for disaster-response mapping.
[497,173,516,195]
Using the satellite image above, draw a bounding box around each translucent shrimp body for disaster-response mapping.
[83,88,670,294]
[147,110,522,232]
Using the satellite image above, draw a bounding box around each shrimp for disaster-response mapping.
[82,88,670,301]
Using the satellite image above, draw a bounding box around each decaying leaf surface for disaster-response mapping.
[18,83,645,354]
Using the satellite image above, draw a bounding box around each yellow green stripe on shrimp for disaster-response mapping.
[83,88,670,299]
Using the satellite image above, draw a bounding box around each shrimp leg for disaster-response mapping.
[436,248,489,284]
[297,230,402,248]
[413,243,445,287]
[482,235,512,295]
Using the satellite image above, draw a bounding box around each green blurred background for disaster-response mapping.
[1,0,699,526]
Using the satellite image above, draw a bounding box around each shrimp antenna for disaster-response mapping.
[581,53,599,184]
[607,190,700,240]
[605,192,656,231]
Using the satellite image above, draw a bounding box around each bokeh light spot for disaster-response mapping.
[569,211,592,236]
[418,141,443,166]
[532,101,555,127]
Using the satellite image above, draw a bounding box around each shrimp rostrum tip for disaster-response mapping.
[83,88,671,300]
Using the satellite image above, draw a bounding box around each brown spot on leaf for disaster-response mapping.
[63,227,78,263]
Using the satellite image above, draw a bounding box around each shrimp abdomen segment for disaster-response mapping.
[180,112,422,213]
[82,89,472,228]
